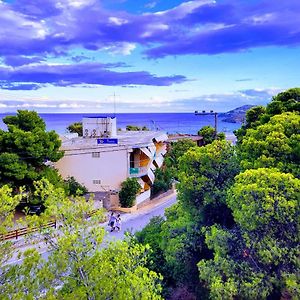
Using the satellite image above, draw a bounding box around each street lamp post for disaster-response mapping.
[194,110,218,134]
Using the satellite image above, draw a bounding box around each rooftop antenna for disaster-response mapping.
[109,92,119,118]
[113,92,116,118]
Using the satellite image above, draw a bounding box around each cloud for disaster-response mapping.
[0,62,186,89]
[239,88,282,98]
[145,0,300,57]
[145,2,157,9]
[0,0,298,61]
[0,83,43,90]
[3,55,44,67]
[0,87,282,113]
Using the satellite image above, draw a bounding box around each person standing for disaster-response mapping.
[108,212,116,232]
[115,214,121,232]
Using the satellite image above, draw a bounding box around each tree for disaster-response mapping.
[198,168,300,299]
[235,88,300,143]
[135,216,169,284]
[126,125,149,131]
[0,185,22,267]
[238,112,300,177]
[178,140,239,221]
[198,125,215,145]
[1,179,163,299]
[67,122,83,136]
[119,178,141,207]
[138,141,239,296]
[64,176,88,196]
[151,167,173,198]
[164,139,196,180]
[0,110,64,201]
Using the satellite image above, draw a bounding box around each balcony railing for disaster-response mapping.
[129,167,148,177]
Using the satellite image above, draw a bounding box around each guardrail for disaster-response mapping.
[0,220,57,241]
[1,209,106,241]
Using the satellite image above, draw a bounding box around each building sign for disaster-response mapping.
[97,138,118,145]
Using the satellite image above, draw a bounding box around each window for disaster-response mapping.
[92,152,100,158]
[93,180,101,184]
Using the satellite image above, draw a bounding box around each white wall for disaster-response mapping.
[55,148,128,192]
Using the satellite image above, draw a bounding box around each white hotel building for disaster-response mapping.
[54,117,167,207]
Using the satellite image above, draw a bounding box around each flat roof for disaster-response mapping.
[60,130,167,151]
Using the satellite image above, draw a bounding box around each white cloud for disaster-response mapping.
[104,42,136,55]
[141,23,169,38]
[154,0,214,18]
[58,103,85,108]
[108,17,128,26]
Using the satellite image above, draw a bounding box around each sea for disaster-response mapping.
[0,113,241,135]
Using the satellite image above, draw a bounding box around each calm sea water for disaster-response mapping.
[0,113,241,135]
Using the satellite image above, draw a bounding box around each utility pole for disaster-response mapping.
[194,110,218,134]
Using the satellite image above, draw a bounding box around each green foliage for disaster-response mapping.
[0,111,64,191]
[160,203,202,285]
[198,125,215,145]
[216,132,226,140]
[0,185,23,267]
[227,168,299,231]
[164,139,196,180]
[67,122,83,136]
[177,140,239,218]
[119,177,141,207]
[238,112,300,177]
[198,168,300,299]
[151,167,173,197]
[1,180,163,299]
[135,216,169,282]
[64,176,88,196]
[126,125,149,131]
[235,88,300,143]
[198,126,225,146]
[3,110,46,132]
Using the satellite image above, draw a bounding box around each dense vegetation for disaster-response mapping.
[0,181,162,299]
[0,111,87,207]
[119,177,141,207]
[126,125,150,131]
[0,88,299,299]
[67,121,83,136]
[136,88,300,299]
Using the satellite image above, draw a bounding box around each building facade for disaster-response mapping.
[54,117,167,206]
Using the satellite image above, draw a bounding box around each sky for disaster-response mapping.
[0,0,299,113]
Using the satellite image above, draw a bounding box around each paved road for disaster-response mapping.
[7,194,177,265]
[104,194,177,242]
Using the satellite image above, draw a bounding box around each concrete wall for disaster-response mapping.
[55,147,128,192]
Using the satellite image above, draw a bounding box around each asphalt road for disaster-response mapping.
[7,194,177,265]
[104,193,177,242]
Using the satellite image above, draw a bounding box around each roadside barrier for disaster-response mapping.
[1,209,106,241]
[0,220,57,241]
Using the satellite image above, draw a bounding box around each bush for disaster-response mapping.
[64,176,88,196]
[151,167,172,198]
[119,178,141,207]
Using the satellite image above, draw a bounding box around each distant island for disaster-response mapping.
[220,105,255,123]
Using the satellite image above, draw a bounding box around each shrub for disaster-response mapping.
[119,178,141,207]
[64,176,88,196]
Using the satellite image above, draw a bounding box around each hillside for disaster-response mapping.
[220,104,255,123]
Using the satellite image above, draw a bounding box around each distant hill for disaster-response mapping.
[220,105,255,123]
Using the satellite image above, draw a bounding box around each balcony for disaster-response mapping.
[129,167,148,177]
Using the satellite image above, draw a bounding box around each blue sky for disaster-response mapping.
[0,0,299,113]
